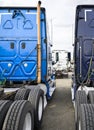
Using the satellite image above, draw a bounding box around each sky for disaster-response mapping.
[0,0,94,55]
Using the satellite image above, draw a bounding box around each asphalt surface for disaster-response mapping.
[40,77,75,130]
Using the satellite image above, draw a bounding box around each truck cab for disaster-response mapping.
[0,2,56,130]
[72,5,94,96]
[73,5,94,130]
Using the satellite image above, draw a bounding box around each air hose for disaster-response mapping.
[77,41,94,86]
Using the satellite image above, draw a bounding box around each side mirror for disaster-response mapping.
[67,52,71,62]
[52,61,55,65]
[56,52,59,62]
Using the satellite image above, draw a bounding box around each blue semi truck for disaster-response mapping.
[0,1,55,130]
[72,5,94,130]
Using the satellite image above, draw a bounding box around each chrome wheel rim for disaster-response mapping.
[23,113,32,130]
[38,97,43,121]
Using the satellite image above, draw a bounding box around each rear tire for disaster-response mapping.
[75,90,87,130]
[2,100,34,130]
[79,104,94,130]
[88,91,94,103]
[14,88,30,100]
[28,86,44,129]
[0,100,12,130]
[14,86,44,129]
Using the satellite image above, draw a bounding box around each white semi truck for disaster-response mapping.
[52,50,71,78]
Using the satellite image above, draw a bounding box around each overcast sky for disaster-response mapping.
[0,0,94,54]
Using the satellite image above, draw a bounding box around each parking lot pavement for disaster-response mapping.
[40,77,75,130]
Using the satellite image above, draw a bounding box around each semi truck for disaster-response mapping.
[0,1,55,130]
[72,5,94,130]
[52,50,69,78]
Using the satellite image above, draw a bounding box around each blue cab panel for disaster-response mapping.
[74,5,94,86]
[0,7,47,82]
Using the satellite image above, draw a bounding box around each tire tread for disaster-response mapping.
[80,104,94,130]
[75,90,87,130]
[14,88,30,100]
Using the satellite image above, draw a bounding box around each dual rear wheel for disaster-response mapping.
[14,87,44,130]
[75,90,94,130]
[0,87,44,130]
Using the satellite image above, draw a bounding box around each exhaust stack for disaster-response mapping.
[37,1,41,83]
